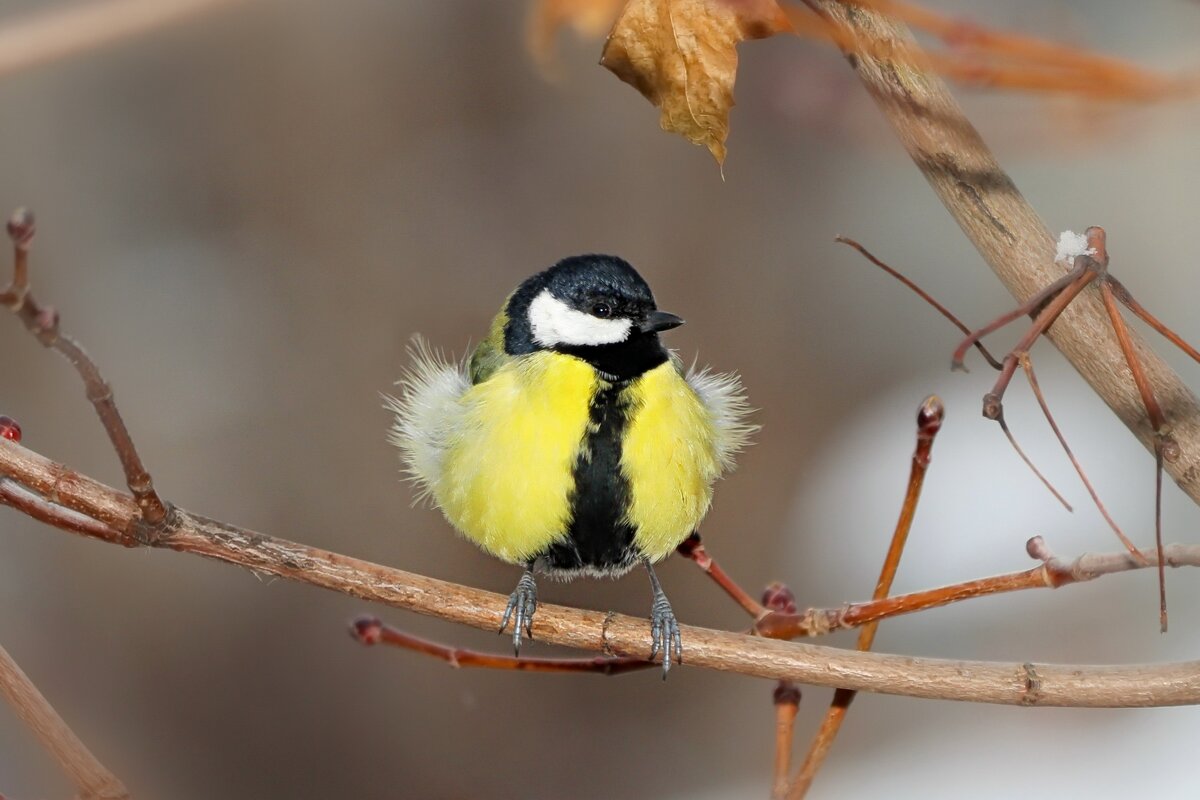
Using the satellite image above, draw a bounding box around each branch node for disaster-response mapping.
[600,610,617,657]
[1019,662,1044,706]
[1084,226,1109,267]
[125,502,178,546]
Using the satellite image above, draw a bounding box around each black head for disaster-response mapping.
[504,255,684,381]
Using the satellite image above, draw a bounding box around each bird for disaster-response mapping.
[385,254,754,675]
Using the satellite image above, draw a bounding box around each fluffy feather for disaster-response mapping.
[383,337,470,504]
[685,363,757,474]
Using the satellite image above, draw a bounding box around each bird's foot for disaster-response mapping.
[649,584,682,678]
[499,569,538,655]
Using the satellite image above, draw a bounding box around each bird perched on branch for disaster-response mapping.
[386,255,754,675]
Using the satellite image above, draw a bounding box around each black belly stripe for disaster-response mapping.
[539,379,639,575]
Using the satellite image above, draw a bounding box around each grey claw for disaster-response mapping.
[650,591,682,679]
[499,570,538,655]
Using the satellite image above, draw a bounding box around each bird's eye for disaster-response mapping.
[592,302,612,318]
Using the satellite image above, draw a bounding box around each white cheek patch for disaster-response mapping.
[528,289,632,347]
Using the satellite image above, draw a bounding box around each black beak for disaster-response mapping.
[639,310,685,334]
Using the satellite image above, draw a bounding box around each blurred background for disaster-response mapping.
[1,0,1199,797]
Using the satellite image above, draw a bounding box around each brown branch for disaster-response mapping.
[802,0,1200,512]
[350,616,654,675]
[771,682,802,800]
[0,478,125,543]
[676,532,767,619]
[7,439,1200,706]
[757,535,1200,640]
[0,0,243,81]
[788,396,943,797]
[1018,355,1139,560]
[2,211,168,527]
[836,236,1003,369]
[0,641,128,800]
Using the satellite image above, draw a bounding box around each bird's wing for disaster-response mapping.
[685,363,758,474]
[384,336,471,502]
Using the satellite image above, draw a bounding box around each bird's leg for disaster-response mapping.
[646,561,682,677]
[499,563,538,655]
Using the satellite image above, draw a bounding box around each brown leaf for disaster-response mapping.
[600,0,790,166]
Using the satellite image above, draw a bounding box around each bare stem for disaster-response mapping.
[835,236,1002,370]
[0,0,243,81]
[2,210,168,528]
[676,532,767,619]
[788,396,943,797]
[758,535,1195,640]
[0,641,129,799]
[1020,355,1142,560]
[772,682,802,800]
[349,616,654,675]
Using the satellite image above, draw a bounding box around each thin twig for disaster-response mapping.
[0,478,125,543]
[349,616,654,675]
[0,0,243,81]
[995,413,1072,511]
[950,266,1082,372]
[0,641,129,800]
[1020,355,1142,559]
[787,396,943,798]
[772,682,802,800]
[756,535,1196,639]
[5,438,1200,706]
[835,236,1002,370]
[2,211,169,528]
[783,2,1193,100]
[676,532,767,619]
[1108,275,1200,365]
[1098,278,1169,628]
[835,0,1189,97]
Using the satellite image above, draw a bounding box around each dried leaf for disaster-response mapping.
[601,0,790,166]
[528,0,627,73]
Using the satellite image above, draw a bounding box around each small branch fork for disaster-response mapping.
[841,228,1200,633]
[1,210,169,531]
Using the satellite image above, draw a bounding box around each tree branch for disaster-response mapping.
[0,641,128,799]
[758,535,1200,639]
[803,0,1200,506]
[0,0,243,82]
[4,438,1200,708]
[2,211,168,526]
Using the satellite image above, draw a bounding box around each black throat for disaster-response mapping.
[539,377,640,576]
[555,334,669,382]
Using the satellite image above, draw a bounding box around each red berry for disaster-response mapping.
[0,415,21,443]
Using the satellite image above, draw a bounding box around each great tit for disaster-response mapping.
[386,255,754,674]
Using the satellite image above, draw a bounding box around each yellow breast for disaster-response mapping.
[434,352,597,564]
[621,362,721,561]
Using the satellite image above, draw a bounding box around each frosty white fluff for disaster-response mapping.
[1054,230,1095,265]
